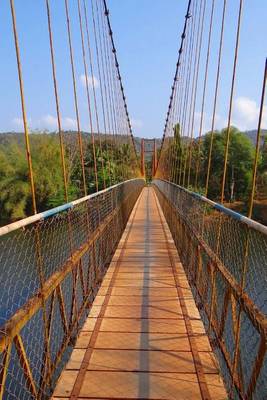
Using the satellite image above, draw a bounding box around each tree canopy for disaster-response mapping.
[201,127,255,200]
[0,132,139,225]
[160,126,257,203]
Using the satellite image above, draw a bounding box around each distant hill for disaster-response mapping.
[194,129,267,147]
[1,130,266,153]
[134,137,162,153]
[244,129,267,146]
[0,130,130,147]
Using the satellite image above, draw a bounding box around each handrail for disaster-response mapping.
[0,178,145,237]
[153,178,267,400]
[0,178,144,400]
[156,178,267,235]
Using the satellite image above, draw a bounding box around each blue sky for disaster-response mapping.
[0,0,266,138]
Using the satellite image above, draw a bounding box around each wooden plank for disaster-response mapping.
[103,305,183,319]
[107,296,180,306]
[111,287,178,296]
[94,332,191,351]
[99,318,187,333]
[53,187,227,400]
[88,349,196,373]
[79,371,202,399]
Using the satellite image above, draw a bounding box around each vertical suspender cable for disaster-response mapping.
[64,0,87,196]
[153,0,193,179]
[205,0,227,198]
[103,0,138,164]
[220,0,243,204]
[102,9,119,182]
[78,0,99,192]
[88,0,107,189]
[98,1,117,184]
[182,0,198,187]
[187,0,206,188]
[83,0,112,185]
[10,0,37,214]
[194,0,215,190]
[46,0,69,202]
[178,16,192,185]
[248,59,267,218]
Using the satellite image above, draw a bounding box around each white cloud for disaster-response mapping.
[61,117,76,130]
[11,114,76,131]
[181,96,267,138]
[12,117,33,130]
[130,118,143,129]
[12,117,24,129]
[190,97,267,136]
[80,74,99,89]
[192,112,226,137]
[41,114,57,130]
[36,114,76,131]
[233,96,267,131]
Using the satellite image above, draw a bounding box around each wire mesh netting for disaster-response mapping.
[153,179,267,400]
[0,178,144,400]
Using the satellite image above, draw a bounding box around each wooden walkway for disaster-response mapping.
[53,187,227,400]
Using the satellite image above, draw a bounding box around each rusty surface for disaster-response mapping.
[0,180,144,399]
[153,180,267,399]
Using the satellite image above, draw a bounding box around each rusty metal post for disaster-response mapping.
[141,139,145,177]
[153,139,157,177]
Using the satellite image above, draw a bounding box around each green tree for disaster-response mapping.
[0,141,31,221]
[257,136,267,198]
[0,131,139,225]
[201,127,255,201]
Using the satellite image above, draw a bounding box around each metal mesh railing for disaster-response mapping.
[0,178,144,400]
[153,179,267,400]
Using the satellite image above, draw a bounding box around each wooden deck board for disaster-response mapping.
[52,187,227,400]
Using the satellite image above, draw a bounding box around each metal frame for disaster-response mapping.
[0,179,144,400]
[153,179,267,400]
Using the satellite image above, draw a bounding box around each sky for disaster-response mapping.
[0,0,267,138]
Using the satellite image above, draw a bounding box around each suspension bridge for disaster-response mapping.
[0,0,266,399]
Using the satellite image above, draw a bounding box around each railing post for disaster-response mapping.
[153,138,157,177]
[141,139,145,177]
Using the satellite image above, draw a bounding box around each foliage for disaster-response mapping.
[0,141,30,221]
[201,127,255,201]
[258,136,267,198]
[0,132,139,225]
[159,126,256,203]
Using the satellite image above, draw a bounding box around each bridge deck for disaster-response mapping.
[52,187,226,400]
